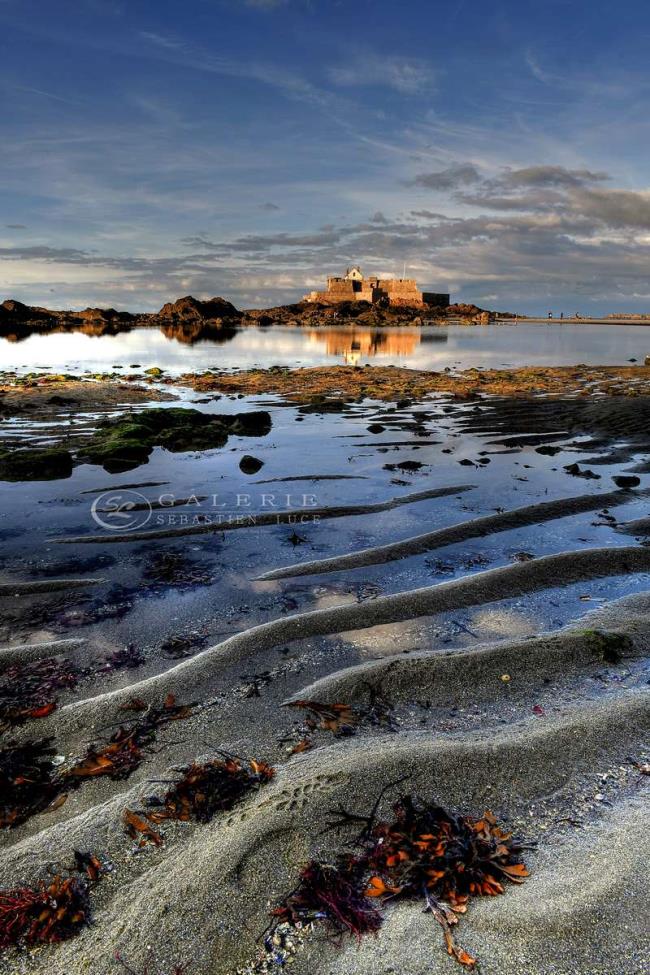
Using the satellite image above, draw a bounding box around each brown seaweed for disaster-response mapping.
[272,794,533,969]
[0,657,79,730]
[0,738,62,828]
[66,695,194,782]
[124,755,275,846]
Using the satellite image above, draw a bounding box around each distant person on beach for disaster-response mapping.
[548,311,552,319]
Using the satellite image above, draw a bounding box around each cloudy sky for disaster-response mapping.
[2,0,650,314]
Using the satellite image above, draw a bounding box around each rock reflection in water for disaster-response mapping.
[159,321,238,346]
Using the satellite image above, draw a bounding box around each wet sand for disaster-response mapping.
[0,369,648,975]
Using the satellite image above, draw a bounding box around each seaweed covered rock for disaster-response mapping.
[299,397,349,414]
[81,407,272,473]
[0,447,73,481]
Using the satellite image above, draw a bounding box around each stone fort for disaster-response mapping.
[304,266,449,308]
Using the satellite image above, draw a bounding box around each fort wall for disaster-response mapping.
[304,268,449,308]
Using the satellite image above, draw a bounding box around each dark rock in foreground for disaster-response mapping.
[612,474,641,488]
[0,447,73,481]
[299,397,349,414]
[81,407,272,473]
[239,455,264,475]
[0,406,273,479]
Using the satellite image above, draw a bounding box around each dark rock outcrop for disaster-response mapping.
[239,455,264,475]
[0,299,135,340]
[0,299,50,323]
[81,407,272,473]
[240,300,497,328]
[73,307,134,324]
[612,474,641,488]
[155,296,241,323]
[0,448,73,481]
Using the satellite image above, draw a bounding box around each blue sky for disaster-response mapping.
[2,0,650,313]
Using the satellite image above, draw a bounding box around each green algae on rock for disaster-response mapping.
[80,407,272,472]
[0,447,73,481]
[579,628,634,664]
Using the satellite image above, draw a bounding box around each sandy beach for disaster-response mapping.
[4,0,650,969]
[0,359,648,975]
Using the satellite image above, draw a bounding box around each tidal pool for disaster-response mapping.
[1,390,648,659]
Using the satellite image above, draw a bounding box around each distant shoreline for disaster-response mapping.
[509,316,650,326]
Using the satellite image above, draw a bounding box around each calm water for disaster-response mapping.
[2,318,650,648]
[0,321,648,376]
[2,390,649,652]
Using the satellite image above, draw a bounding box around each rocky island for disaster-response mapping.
[0,268,498,344]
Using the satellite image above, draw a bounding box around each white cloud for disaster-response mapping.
[329,54,435,95]
[5,165,650,313]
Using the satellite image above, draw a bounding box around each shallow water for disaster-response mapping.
[1,390,648,657]
[1,321,649,375]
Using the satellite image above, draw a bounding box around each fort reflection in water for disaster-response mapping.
[307,327,447,365]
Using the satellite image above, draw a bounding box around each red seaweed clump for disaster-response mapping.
[0,851,107,949]
[0,657,79,729]
[271,858,383,939]
[0,875,90,948]
[0,738,62,828]
[272,794,533,969]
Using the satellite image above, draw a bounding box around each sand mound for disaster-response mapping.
[49,545,650,734]
[53,484,474,544]
[1,689,646,975]
[258,487,650,580]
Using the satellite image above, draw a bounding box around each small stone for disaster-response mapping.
[239,455,264,475]
[512,551,534,562]
[612,474,640,488]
